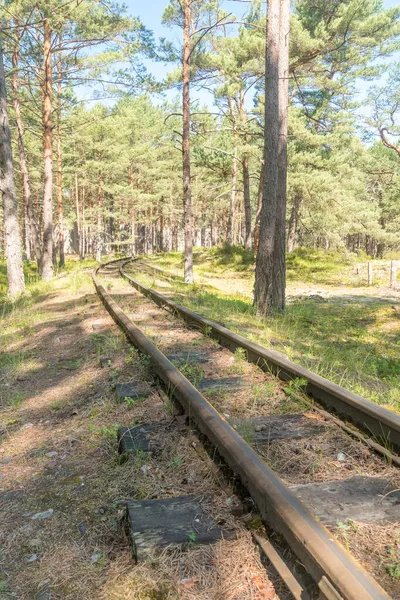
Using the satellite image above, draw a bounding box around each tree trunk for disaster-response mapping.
[57,32,64,267]
[74,172,81,256]
[182,0,193,283]
[81,186,86,259]
[24,199,31,260]
[243,156,252,249]
[254,0,289,315]
[11,45,40,264]
[227,97,238,246]
[40,19,53,280]
[239,93,251,250]
[0,35,25,295]
[131,211,136,256]
[287,194,301,253]
[253,160,264,257]
[96,180,103,262]
[227,151,237,244]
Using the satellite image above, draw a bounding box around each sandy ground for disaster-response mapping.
[0,272,286,600]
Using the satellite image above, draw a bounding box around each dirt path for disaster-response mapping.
[0,270,283,600]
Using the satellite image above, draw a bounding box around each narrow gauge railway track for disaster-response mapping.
[94,259,400,600]
[122,258,400,460]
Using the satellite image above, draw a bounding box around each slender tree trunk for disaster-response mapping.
[243,156,252,249]
[254,0,289,314]
[227,149,237,244]
[287,194,301,253]
[81,186,86,259]
[128,161,135,255]
[0,35,25,295]
[182,0,193,283]
[96,180,103,262]
[40,19,53,280]
[74,172,81,256]
[253,160,264,256]
[24,199,31,260]
[57,32,64,267]
[227,97,237,245]
[239,93,252,249]
[11,45,40,264]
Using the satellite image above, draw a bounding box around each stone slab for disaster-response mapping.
[290,476,400,526]
[118,425,153,454]
[198,377,249,392]
[100,357,112,368]
[115,382,150,401]
[230,413,325,443]
[168,352,211,364]
[126,495,235,561]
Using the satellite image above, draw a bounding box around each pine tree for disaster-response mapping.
[0,34,25,295]
[254,0,290,315]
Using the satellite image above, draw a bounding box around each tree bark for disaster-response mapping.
[40,19,54,280]
[287,194,301,253]
[57,31,64,267]
[243,156,252,249]
[182,0,194,283]
[254,0,289,315]
[11,45,40,264]
[0,35,25,295]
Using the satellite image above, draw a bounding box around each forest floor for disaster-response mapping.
[137,247,400,412]
[0,260,284,600]
[1,253,399,598]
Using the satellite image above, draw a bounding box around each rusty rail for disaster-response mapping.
[93,261,391,600]
[120,259,400,453]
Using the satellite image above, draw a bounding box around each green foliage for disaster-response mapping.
[179,362,204,386]
[386,562,400,581]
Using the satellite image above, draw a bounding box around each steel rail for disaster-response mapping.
[94,261,391,600]
[120,259,400,453]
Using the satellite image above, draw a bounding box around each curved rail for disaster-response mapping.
[93,260,391,600]
[120,259,400,454]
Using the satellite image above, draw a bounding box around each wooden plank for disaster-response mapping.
[290,476,400,526]
[118,425,153,454]
[126,495,235,561]
[198,377,249,392]
[230,413,325,443]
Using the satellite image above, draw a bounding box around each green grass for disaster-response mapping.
[133,247,400,411]
[145,245,400,288]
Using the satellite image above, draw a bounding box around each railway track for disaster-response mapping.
[122,259,400,458]
[94,258,400,600]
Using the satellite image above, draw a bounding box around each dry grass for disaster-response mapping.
[101,535,280,600]
[0,265,284,600]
